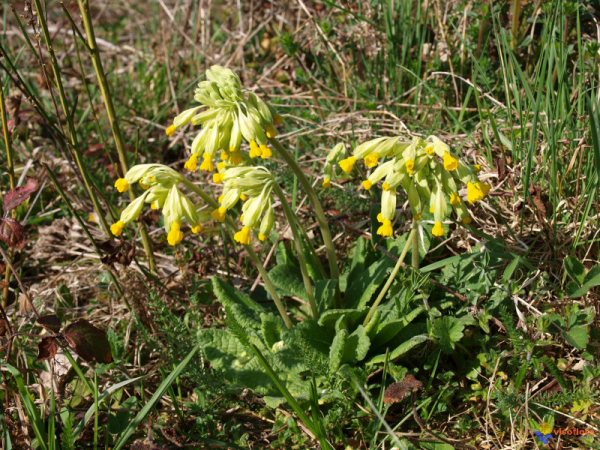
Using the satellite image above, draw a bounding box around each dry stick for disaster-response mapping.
[272,183,318,319]
[74,0,157,272]
[0,78,16,308]
[181,180,293,328]
[31,0,112,238]
[43,164,130,310]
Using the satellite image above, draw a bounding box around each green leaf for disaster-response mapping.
[370,306,425,350]
[432,317,465,354]
[564,256,585,286]
[566,265,600,298]
[345,258,393,309]
[315,279,337,313]
[342,325,371,364]
[561,327,589,350]
[261,313,285,349]
[211,276,265,312]
[329,329,347,372]
[319,308,368,329]
[269,264,307,300]
[367,335,427,365]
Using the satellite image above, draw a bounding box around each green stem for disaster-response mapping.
[75,0,156,272]
[32,0,112,238]
[181,179,293,328]
[363,224,416,327]
[268,138,339,282]
[273,184,319,319]
[93,371,98,450]
[412,223,419,269]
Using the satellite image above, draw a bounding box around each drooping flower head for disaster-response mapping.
[332,135,490,238]
[111,164,203,245]
[166,66,283,172]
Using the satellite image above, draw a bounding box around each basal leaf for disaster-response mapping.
[561,327,589,350]
[342,325,371,364]
[564,256,585,286]
[367,335,427,365]
[315,279,337,313]
[329,329,347,372]
[269,264,307,300]
[345,258,393,309]
[211,276,265,312]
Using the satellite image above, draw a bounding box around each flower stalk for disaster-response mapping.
[268,137,340,282]
[363,222,417,328]
[181,179,293,328]
[75,0,157,272]
[272,183,319,319]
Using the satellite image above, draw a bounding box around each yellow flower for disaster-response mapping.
[167,221,184,246]
[339,156,357,173]
[266,124,277,138]
[249,140,261,158]
[377,212,384,223]
[362,180,373,190]
[467,182,484,203]
[211,206,227,222]
[462,216,472,225]
[230,152,243,165]
[234,226,251,244]
[473,164,482,173]
[377,219,393,237]
[240,215,245,222]
[322,178,331,188]
[151,201,159,210]
[218,194,225,203]
[405,159,415,175]
[475,181,491,197]
[220,151,230,161]
[139,181,150,190]
[414,214,422,221]
[260,145,273,159]
[432,221,444,236]
[382,182,391,191]
[192,224,203,233]
[184,154,198,172]
[217,162,226,172]
[114,178,130,193]
[443,152,458,171]
[199,153,214,172]
[213,173,225,184]
[258,232,268,241]
[450,192,461,205]
[540,423,553,435]
[429,205,434,213]
[273,113,283,126]
[166,124,175,137]
[425,145,435,156]
[240,194,248,201]
[364,152,380,168]
[111,220,124,236]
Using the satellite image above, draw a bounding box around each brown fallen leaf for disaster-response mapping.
[383,374,423,404]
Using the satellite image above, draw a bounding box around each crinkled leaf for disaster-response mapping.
[367,334,428,365]
[342,325,370,364]
[37,337,59,361]
[318,308,368,329]
[63,319,112,363]
[260,313,285,349]
[345,257,393,309]
[315,279,337,313]
[37,315,62,333]
[269,264,307,300]
[0,218,25,248]
[329,329,347,373]
[2,177,38,213]
[211,276,264,312]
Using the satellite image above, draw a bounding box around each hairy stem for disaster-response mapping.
[182,179,293,328]
[363,223,417,327]
[273,183,319,319]
[75,0,157,272]
[412,223,420,269]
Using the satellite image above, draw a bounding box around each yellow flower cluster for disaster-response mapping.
[165,65,283,172]
[330,135,490,238]
[111,165,202,245]
[210,166,275,244]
